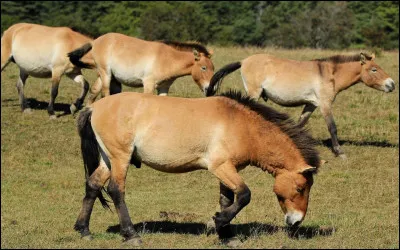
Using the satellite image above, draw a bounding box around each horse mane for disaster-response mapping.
[313,53,372,64]
[219,90,321,170]
[160,40,212,57]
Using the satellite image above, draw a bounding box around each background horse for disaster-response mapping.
[75,91,321,246]
[206,53,396,159]
[1,23,94,118]
[68,33,214,104]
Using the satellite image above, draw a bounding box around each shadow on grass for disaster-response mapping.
[106,221,335,240]
[321,138,398,149]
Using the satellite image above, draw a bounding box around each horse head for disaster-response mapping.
[359,52,395,93]
[191,48,215,95]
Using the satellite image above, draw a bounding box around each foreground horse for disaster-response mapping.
[68,33,214,104]
[75,91,321,245]
[1,23,94,118]
[206,53,396,158]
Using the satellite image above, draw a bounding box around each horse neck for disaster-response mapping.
[331,61,362,94]
[251,123,305,174]
[162,48,194,79]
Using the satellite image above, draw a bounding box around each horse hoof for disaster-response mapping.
[338,154,347,160]
[206,219,216,236]
[70,104,78,114]
[23,108,32,114]
[221,237,242,248]
[81,235,93,241]
[123,236,142,247]
[49,115,57,120]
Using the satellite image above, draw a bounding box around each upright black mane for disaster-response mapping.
[160,40,212,57]
[313,53,371,64]
[219,90,321,169]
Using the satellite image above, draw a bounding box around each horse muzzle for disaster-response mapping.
[284,211,304,227]
[383,78,395,93]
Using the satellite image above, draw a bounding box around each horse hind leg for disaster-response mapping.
[298,104,317,127]
[66,71,89,114]
[107,156,142,245]
[87,77,102,105]
[16,70,30,113]
[47,69,64,119]
[74,157,111,240]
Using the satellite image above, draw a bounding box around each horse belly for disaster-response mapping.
[12,51,53,78]
[263,80,319,107]
[112,69,144,87]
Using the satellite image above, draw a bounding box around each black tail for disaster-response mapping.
[77,107,110,210]
[206,61,241,96]
[68,43,94,69]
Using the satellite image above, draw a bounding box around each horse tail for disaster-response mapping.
[68,43,95,69]
[77,107,111,210]
[1,27,15,71]
[206,61,242,96]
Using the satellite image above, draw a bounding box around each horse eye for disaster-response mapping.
[371,68,377,73]
[201,66,207,71]
[296,188,304,193]
[277,194,285,202]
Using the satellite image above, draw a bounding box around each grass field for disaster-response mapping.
[1,47,399,249]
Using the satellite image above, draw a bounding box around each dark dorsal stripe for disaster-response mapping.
[313,53,372,64]
[219,90,321,170]
[160,40,211,57]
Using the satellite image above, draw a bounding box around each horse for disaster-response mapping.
[206,53,396,159]
[1,23,94,119]
[67,32,215,105]
[74,90,321,246]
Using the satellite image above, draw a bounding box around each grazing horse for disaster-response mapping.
[68,33,214,104]
[206,53,396,158]
[74,91,321,245]
[1,23,94,118]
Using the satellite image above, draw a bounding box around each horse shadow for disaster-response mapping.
[321,138,398,149]
[106,221,335,240]
[25,98,74,117]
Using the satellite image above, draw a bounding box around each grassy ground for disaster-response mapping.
[1,47,398,249]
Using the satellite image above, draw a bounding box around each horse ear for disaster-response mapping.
[371,53,376,60]
[298,165,317,175]
[208,49,214,58]
[193,49,200,61]
[360,53,366,65]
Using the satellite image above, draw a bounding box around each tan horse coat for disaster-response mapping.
[1,23,94,118]
[75,91,320,244]
[68,33,214,104]
[207,53,396,158]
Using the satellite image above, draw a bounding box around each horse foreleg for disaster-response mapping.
[156,80,173,96]
[320,105,346,159]
[143,78,156,94]
[74,159,110,240]
[67,72,89,114]
[107,157,142,245]
[210,162,250,242]
[206,182,235,235]
[298,104,317,127]
[16,70,29,113]
[109,77,122,95]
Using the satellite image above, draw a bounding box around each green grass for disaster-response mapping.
[1,47,398,249]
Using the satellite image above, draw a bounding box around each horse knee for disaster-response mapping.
[107,180,122,204]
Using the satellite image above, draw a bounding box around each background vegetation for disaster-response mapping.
[1,47,398,248]
[1,1,399,50]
